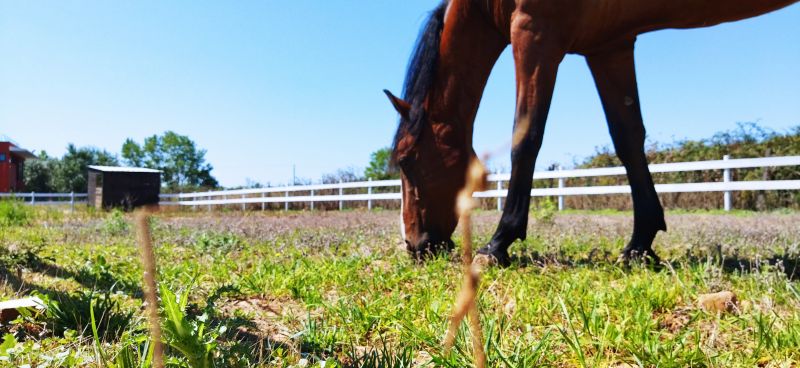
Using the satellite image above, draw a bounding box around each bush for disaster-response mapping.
[570,123,800,210]
[0,200,33,227]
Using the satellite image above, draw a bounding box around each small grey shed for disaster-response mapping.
[88,165,161,210]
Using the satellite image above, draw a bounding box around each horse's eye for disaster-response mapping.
[397,154,414,170]
[397,154,422,185]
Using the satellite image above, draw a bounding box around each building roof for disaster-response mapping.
[9,146,37,159]
[88,165,162,174]
[1,135,37,159]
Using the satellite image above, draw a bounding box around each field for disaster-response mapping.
[1,204,799,367]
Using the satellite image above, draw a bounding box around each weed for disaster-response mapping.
[195,232,244,253]
[41,289,137,342]
[160,284,227,368]
[103,209,131,236]
[532,197,557,225]
[345,339,416,368]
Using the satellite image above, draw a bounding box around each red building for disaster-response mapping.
[0,140,36,193]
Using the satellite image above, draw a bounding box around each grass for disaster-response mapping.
[0,205,799,367]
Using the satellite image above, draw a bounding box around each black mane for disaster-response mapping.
[391,1,448,161]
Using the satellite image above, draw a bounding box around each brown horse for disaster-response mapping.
[385,0,798,266]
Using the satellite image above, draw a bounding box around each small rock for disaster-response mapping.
[503,297,516,318]
[697,291,737,313]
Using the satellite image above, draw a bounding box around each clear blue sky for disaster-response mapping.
[1,1,798,187]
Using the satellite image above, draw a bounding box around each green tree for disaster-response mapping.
[364,147,398,180]
[23,151,56,192]
[122,131,218,190]
[50,144,118,193]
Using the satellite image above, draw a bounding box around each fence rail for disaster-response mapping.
[0,192,87,208]
[5,155,799,212]
[160,155,800,212]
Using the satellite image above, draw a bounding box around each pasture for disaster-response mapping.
[1,205,799,367]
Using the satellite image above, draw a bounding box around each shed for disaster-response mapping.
[88,166,161,209]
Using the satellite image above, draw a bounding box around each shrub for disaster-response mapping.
[0,200,33,227]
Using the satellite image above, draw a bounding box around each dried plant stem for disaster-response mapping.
[135,207,164,368]
[443,158,488,368]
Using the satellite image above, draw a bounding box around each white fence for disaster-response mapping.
[158,155,800,212]
[0,192,87,210]
[3,156,798,211]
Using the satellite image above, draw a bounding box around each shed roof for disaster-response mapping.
[88,165,162,173]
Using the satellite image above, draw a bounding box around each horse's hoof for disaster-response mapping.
[472,254,495,269]
[618,247,662,269]
[476,246,511,268]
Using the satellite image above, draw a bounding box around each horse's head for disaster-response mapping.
[385,90,470,257]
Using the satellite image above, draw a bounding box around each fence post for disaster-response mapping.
[261,192,265,211]
[207,190,212,212]
[339,180,344,211]
[310,190,315,211]
[285,190,289,211]
[723,155,731,211]
[31,192,35,205]
[496,176,502,211]
[367,178,373,211]
[70,192,75,212]
[241,194,246,211]
[558,166,565,211]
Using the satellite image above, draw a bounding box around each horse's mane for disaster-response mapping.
[391,1,449,162]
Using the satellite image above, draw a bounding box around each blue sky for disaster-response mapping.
[1,1,798,187]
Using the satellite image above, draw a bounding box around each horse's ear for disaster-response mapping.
[384,90,410,120]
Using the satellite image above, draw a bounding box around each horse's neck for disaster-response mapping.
[426,0,508,148]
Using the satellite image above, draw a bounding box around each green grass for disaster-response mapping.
[0,207,799,367]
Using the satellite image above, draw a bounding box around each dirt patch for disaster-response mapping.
[659,306,694,334]
[218,295,308,350]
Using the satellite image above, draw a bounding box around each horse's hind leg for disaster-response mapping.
[477,15,565,267]
[586,41,666,264]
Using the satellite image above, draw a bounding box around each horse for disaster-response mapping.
[384,0,798,266]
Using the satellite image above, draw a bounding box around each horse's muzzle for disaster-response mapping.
[406,232,454,259]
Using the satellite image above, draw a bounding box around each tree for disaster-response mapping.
[23,151,56,193]
[364,147,398,180]
[51,144,118,193]
[122,131,218,190]
[322,167,363,184]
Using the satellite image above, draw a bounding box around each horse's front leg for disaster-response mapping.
[586,41,666,265]
[477,17,565,267]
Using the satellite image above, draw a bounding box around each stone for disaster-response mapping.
[697,291,737,313]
